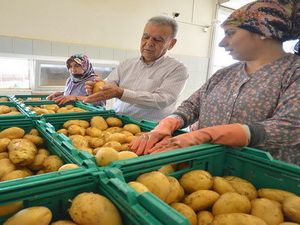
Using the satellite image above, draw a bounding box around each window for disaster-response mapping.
[34,58,117,91]
[0,58,30,89]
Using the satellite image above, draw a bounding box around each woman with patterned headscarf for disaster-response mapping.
[47,54,103,105]
[130,0,300,166]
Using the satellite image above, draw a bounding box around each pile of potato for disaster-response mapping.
[28,104,87,115]
[0,127,69,182]
[2,192,122,225]
[129,168,300,225]
[57,116,141,166]
[0,105,21,116]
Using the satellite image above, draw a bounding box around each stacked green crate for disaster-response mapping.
[11,94,49,103]
[96,145,300,224]
[0,169,188,225]
[38,112,184,168]
[0,119,96,190]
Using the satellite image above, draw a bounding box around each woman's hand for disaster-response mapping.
[52,95,77,105]
[46,92,62,100]
[129,131,171,155]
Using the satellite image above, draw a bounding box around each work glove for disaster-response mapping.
[148,123,249,154]
[129,117,183,155]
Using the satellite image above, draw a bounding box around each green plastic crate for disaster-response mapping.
[39,112,185,169]
[106,145,300,194]
[0,170,176,225]
[0,119,95,189]
[17,101,112,120]
[97,145,300,224]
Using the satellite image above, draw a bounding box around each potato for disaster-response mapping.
[211,213,268,225]
[184,190,220,211]
[197,211,214,225]
[8,139,38,166]
[69,192,122,225]
[106,127,123,134]
[128,181,150,193]
[117,151,138,160]
[158,164,175,175]
[179,170,213,193]
[91,116,108,130]
[85,127,102,138]
[42,104,59,112]
[176,185,185,202]
[28,128,40,136]
[88,137,105,148]
[123,124,141,135]
[212,176,236,195]
[57,128,68,136]
[51,221,78,225]
[278,223,300,225]
[106,117,123,127]
[258,188,296,203]
[251,198,284,225]
[0,158,16,178]
[43,155,64,172]
[103,141,122,151]
[0,201,23,216]
[92,80,106,93]
[171,202,197,225]
[0,97,8,102]
[0,152,8,159]
[0,138,11,152]
[58,163,79,171]
[107,133,127,144]
[68,125,86,136]
[224,176,257,200]
[1,169,31,181]
[120,143,130,151]
[78,146,93,154]
[165,176,182,204]
[137,171,170,202]
[63,120,89,129]
[283,195,300,223]
[0,127,25,139]
[120,130,133,136]
[69,135,89,149]
[95,147,119,166]
[0,105,11,114]
[3,206,52,225]
[28,149,49,171]
[212,192,251,215]
[23,134,44,146]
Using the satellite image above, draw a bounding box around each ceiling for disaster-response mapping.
[221,0,255,9]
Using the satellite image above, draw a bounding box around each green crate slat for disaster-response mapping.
[0,120,96,190]
[0,170,166,225]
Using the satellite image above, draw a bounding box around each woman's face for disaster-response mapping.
[68,61,84,75]
[218,26,262,61]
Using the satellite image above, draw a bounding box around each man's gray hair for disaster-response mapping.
[148,16,178,38]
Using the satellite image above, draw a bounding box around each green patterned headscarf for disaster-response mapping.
[222,0,300,42]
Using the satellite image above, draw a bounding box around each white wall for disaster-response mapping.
[0,0,218,103]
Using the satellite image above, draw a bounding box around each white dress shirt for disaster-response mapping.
[106,55,189,122]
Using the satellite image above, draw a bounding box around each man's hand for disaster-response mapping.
[84,84,124,103]
[52,95,77,105]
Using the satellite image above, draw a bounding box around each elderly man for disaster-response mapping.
[84,16,189,122]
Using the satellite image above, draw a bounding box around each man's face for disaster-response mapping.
[140,23,177,64]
